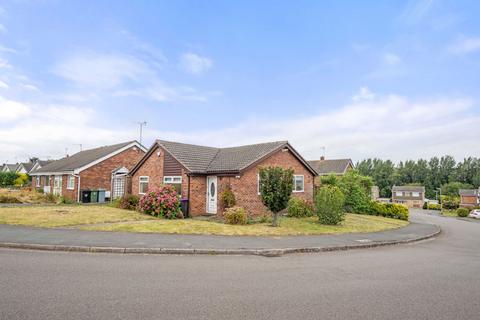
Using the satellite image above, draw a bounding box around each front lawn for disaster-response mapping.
[441,210,458,217]
[80,214,409,236]
[0,205,156,227]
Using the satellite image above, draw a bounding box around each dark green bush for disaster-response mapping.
[369,201,409,221]
[441,195,459,210]
[422,202,428,209]
[457,207,469,217]
[220,186,236,209]
[224,206,248,225]
[118,194,140,211]
[286,197,313,218]
[59,196,75,204]
[0,172,18,187]
[315,185,345,225]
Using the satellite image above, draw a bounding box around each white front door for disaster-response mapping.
[206,176,218,214]
[53,176,62,196]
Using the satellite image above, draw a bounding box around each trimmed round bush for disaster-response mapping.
[138,185,182,219]
[224,206,248,225]
[315,185,345,225]
[117,194,139,211]
[457,207,469,217]
[286,197,313,218]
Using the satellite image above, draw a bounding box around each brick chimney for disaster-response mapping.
[320,156,325,161]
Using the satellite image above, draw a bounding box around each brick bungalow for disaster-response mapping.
[391,185,425,208]
[129,140,317,217]
[30,141,146,202]
[307,157,354,187]
[459,189,480,208]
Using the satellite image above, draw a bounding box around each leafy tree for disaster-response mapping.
[0,172,18,187]
[441,182,473,197]
[315,185,345,225]
[259,166,294,227]
[337,170,373,214]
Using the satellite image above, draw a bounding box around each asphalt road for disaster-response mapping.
[1,210,479,320]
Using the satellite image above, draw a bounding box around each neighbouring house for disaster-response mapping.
[1,163,19,173]
[129,140,317,217]
[307,157,354,187]
[16,162,35,174]
[391,185,425,208]
[307,157,354,176]
[27,159,54,174]
[459,189,480,208]
[30,141,146,202]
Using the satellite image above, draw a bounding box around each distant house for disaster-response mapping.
[392,185,425,208]
[130,140,317,217]
[30,141,146,202]
[1,163,19,173]
[29,159,54,174]
[16,162,36,174]
[459,189,480,208]
[307,157,354,187]
[307,157,354,176]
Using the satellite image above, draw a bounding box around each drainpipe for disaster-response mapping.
[187,174,191,217]
[74,174,81,203]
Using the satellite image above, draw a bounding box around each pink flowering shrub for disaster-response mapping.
[138,185,183,219]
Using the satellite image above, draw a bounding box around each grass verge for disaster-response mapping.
[0,205,155,227]
[80,214,409,236]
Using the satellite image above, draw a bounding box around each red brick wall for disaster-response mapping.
[461,195,478,206]
[189,176,206,216]
[216,149,315,216]
[131,146,188,198]
[78,146,145,201]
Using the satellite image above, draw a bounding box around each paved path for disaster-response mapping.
[0,210,478,320]
[0,212,439,255]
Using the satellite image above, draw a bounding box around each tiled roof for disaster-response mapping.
[307,159,352,175]
[459,189,479,196]
[153,140,313,174]
[32,141,139,174]
[392,185,425,192]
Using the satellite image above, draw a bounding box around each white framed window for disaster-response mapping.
[36,177,40,187]
[163,176,182,183]
[67,175,75,190]
[395,191,403,197]
[412,192,420,197]
[293,175,304,193]
[139,176,149,195]
[163,176,182,193]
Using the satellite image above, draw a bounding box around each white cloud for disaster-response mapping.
[53,51,208,102]
[179,53,213,75]
[352,87,375,101]
[0,80,8,89]
[383,53,401,65]
[0,95,137,162]
[0,96,31,122]
[147,90,478,162]
[1,90,478,163]
[449,36,480,54]
[0,57,12,69]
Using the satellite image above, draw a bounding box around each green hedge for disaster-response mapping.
[457,208,469,217]
[427,203,441,210]
[369,201,409,221]
[286,197,313,218]
[0,172,18,187]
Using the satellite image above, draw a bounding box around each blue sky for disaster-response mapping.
[1,0,479,163]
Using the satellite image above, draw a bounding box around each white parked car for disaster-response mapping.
[469,209,480,219]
